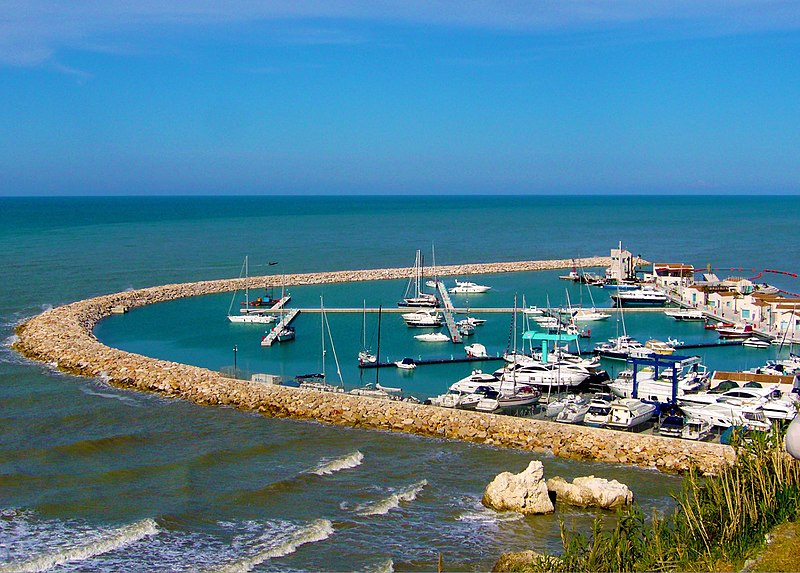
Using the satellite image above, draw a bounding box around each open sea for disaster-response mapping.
[2,195,800,572]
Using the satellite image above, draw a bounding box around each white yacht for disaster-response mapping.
[664,308,705,321]
[680,402,772,432]
[395,358,417,370]
[402,310,443,327]
[594,335,650,361]
[556,400,591,424]
[448,280,491,294]
[349,383,404,400]
[742,337,770,348]
[464,343,488,358]
[658,408,713,441]
[448,370,502,394]
[610,286,668,307]
[583,393,615,427]
[544,393,587,418]
[429,386,493,410]
[570,308,611,322]
[523,306,545,316]
[495,360,592,389]
[604,398,657,429]
[475,390,503,414]
[414,332,450,342]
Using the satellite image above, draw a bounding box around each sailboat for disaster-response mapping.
[358,300,377,364]
[351,305,407,399]
[298,297,343,393]
[593,295,648,360]
[398,249,439,307]
[569,267,610,321]
[495,295,541,412]
[227,256,278,324]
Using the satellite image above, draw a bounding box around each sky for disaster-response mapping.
[1,1,799,196]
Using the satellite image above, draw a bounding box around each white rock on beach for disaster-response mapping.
[482,460,554,515]
[546,475,633,509]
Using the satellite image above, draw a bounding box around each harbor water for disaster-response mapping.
[2,195,799,571]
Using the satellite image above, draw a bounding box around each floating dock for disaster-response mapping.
[435,281,462,343]
[260,308,300,347]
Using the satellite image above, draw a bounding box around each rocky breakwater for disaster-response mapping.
[12,257,733,475]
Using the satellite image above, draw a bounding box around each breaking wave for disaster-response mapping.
[456,505,525,525]
[213,519,334,573]
[309,451,364,476]
[357,480,427,517]
[0,518,158,572]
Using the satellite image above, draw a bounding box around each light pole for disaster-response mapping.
[233,344,238,378]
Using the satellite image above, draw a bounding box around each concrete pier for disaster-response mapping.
[12,256,735,475]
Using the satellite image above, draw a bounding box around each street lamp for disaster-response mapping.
[233,344,238,378]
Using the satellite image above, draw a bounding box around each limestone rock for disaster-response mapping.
[492,550,563,572]
[547,475,633,509]
[482,460,554,515]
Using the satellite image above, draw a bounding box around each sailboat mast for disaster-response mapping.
[375,305,382,385]
[320,296,325,381]
[244,255,250,308]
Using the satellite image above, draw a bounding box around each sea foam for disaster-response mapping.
[214,518,334,573]
[309,451,364,476]
[357,480,428,517]
[0,518,158,573]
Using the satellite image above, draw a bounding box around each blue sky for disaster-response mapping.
[1,1,799,195]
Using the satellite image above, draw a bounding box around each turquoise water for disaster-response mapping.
[2,195,799,571]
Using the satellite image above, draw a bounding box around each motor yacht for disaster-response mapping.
[448,280,491,294]
[604,398,657,429]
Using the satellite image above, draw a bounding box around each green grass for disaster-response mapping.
[505,426,800,572]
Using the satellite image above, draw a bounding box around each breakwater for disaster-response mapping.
[12,256,734,475]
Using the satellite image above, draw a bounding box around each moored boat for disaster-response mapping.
[716,324,754,339]
[465,343,488,358]
[448,280,491,294]
[610,286,668,307]
[604,398,657,429]
[664,308,705,321]
[742,337,770,349]
[402,310,443,327]
[414,332,450,342]
[398,249,439,308]
[395,357,417,370]
[583,393,615,427]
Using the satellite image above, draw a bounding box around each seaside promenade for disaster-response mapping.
[13,256,734,475]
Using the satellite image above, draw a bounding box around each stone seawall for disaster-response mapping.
[12,257,734,475]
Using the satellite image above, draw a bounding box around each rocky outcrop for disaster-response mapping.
[482,461,555,515]
[492,550,563,572]
[547,475,634,509]
[11,256,737,475]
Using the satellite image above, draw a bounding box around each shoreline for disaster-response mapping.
[12,256,734,475]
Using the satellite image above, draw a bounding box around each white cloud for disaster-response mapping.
[1,1,798,67]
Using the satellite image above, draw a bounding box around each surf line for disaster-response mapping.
[0,518,158,573]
